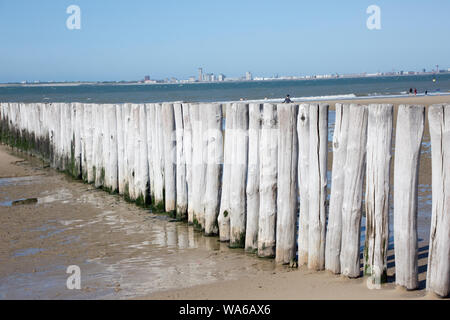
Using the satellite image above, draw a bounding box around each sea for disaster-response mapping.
[1,73,450,104]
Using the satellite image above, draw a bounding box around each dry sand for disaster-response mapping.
[0,95,449,300]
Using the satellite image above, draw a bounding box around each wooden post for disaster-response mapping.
[145,103,155,202]
[364,104,393,284]
[116,104,125,194]
[162,103,176,213]
[258,103,278,257]
[174,103,188,219]
[229,102,249,248]
[218,103,233,241]
[276,103,299,264]
[426,104,450,297]
[182,104,194,223]
[83,104,94,183]
[107,104,119,193]
[394,104,425,290]
[245,103,262,252]
[122,104,131,199]
[204,103,223,236]
[199,104,209,229]
[325,103,350,273]
[151,103,165,208]
[128,104,139,200]
[190,103,203,228]
[136,104,149,205]
[308,103,328,271]
[340,104,368,278]
[297,103,310,266]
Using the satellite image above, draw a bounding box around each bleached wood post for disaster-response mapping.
[297,103,310,266]
[162,103,176,213]
[116,104,125,194]
[82,104,94,183]
[245,103,262,252]
[340,104,368,278]
[258,103,278,257]
[102,104,112,189]
[136,104,149,205]
[190,103,203,227]
[107,104,119,193]
[182,104,194,223]
[204,103,223,236]
[394,105,425,290]
[174,103,188,220]
[73,103,83,179]
[229,103,249,248]
[308,103,328,271]
[276,103,299,264]
[127,104,139,200]
[198,104,209,228]
[218,103,233,241]
[151,103,165,208]
[93,104,105,188]
[122,104,131,199]
[325,104,350,273]
[145,103,155,202]
[426,104,450,297]
[364,104,393,284]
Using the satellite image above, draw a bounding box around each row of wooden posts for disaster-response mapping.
[0,102,448,297]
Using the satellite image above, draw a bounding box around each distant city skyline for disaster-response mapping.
[1,1,449,83]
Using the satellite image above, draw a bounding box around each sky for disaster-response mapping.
[0,0,449,82]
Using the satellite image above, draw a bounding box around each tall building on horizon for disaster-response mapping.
[198,68,203,82]
[246,71,252,81]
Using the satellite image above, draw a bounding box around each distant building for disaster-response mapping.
[246,71,253,81]
[188,76,196,82]
[198,68,203,82]
[144,75,150,81]
[218,74,225,81]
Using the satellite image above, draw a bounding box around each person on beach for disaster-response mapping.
[283,94,292,103]
[425,90,428,95]
[414,88,417,95]
[409,88,413,94]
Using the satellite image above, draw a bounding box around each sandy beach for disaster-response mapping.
[0,95,448,300]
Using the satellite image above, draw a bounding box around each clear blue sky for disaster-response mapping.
[0,0,449,82]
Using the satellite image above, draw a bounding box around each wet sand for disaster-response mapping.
[0,95,449,300]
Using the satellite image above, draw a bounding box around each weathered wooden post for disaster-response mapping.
[426,104,449,297]
[364,104,393,284]
[276,103,299,265]
[258,103,278,257]
[297,103,310,266]
[245,103,262,252]
[83,104,94,183]
[325,103,350,273]
[107,104,119,193]
[151,103,165,208]
[116,104,125,194]
[394,104,425,290]
[162,103,176,213]
[174,103,188,220]
[93,104,105,188]
[199,104,209,228]
[136,104,149,204]
[128,104,139,200]
[102,104,111,189]
[204,103,223,236]
[218,103,233,241]
[145,103,155,202]
[229,102,249,248]
[190,103,203,227]
[340,104,368,278]
[308,103,328,271]
[122,104,132,199]
[182,104,194,223]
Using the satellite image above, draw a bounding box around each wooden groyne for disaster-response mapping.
[0,101,448,297]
